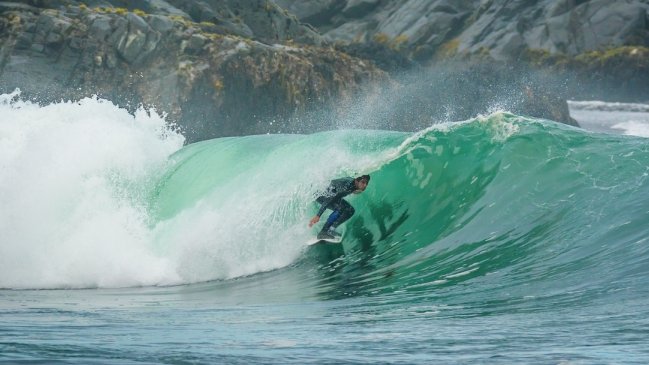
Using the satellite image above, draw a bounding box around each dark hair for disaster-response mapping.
[356,175,370,183]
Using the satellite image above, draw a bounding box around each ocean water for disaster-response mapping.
[568,100,649,137]
[1,91,649,364]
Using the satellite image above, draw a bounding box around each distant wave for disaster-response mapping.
[568,100,649,112]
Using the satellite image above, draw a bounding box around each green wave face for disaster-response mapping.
[150,113,649,296]
[147,129,407,282]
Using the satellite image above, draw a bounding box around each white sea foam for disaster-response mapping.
[610,120,649,138]
[0,91,185,288]
[568,100,649,137]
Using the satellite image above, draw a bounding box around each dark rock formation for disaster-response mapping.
[0,1,387,142]
[273,0,649,123]
[275,0,649,61]
[337,61,579,132]
[9,1,634,141]
[523,46,649,102]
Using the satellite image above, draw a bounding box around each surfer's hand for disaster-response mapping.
[309,216,320,227]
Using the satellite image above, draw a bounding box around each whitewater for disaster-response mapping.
[2,92,649,363]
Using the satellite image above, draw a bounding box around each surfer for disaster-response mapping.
[309,175,370,240]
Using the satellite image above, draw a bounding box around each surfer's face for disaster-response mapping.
[354,179,368,193]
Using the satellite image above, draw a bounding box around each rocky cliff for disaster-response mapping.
[5,1,636,141]
[0,0,388,142]
[277,0,649,103]
[275,0,649,61]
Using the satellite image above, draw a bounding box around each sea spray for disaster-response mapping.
[0,93,184,288]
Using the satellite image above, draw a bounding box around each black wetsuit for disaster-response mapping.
[315,177,356,233]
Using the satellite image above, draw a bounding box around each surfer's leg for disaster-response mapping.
[319,200,345,236]
[322,211,340,231]
[331,200,354,229]
[317,210,341,239]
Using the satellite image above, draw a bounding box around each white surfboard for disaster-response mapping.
[306,235,343,245]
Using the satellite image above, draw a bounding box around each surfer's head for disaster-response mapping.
[354,175,370,193]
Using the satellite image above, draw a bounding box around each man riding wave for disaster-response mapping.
[309,175,370,240]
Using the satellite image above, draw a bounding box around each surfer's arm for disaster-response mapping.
[309,193,341,226]
[310,178,353,225]
[315,193,341,217]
